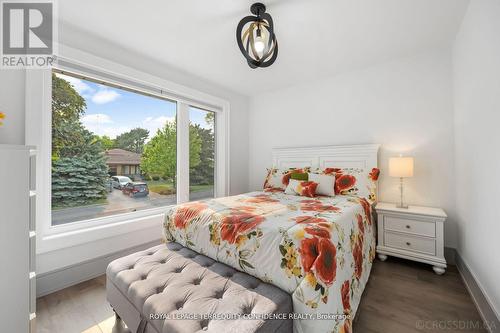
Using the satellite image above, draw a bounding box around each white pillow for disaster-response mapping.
[308,173,336,197]
[284,179,300,195]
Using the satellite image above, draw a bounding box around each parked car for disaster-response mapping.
[121,182,149,197]
[111,176,132,189]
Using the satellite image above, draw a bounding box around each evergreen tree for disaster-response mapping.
[52,134,109,206]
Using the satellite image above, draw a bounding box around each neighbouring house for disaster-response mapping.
[105,148,142,178]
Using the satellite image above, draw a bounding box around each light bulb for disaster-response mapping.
[254,36,265,53]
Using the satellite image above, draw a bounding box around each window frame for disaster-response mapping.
[26,55,230,254]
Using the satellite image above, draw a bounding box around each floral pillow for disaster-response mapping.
[263,167,309,191]
[319,167,380,201]
[284,179,318,198]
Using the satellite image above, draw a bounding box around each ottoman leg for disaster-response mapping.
[111,308,129,333]
[113,308,121,321]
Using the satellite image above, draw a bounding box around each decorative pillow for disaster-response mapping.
[291,172,308,181]
[308,172,336,196]
[315,167,380,200]
[285,179,318,198]
[263,168,309,190]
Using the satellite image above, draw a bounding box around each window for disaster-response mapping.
[189,107,216,201]
[52,71,178,225]
[27,59,229,252]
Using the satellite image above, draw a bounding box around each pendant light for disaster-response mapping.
[236,3,278,68]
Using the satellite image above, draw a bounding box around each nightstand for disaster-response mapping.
[375,202,447,275]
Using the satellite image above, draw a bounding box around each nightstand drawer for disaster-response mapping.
[384,216,435,237]
[384,232,436,256]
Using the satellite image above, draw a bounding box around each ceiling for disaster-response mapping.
[58,0,469,97]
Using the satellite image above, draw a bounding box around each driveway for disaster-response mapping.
[52,188,214,225]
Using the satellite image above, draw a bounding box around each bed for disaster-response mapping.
[163,144,380,333]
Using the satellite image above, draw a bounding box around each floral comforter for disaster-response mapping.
[163,191,376,333]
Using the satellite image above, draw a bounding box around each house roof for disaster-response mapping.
[105,149,141,165]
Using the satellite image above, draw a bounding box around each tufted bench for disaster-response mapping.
[106,242,293,333]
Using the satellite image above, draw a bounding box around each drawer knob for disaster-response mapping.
[406,242,411,246]
[405,225,411,229]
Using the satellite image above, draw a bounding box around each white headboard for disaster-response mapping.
[272,144,380,170]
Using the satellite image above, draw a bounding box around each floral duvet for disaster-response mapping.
[163,191,376,333]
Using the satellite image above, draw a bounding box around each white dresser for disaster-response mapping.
[0,145,37,332]
[375,202,447,275]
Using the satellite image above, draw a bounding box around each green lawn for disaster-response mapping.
[145,180,213,195]
[146,180,175,195]
[190,184,214,192]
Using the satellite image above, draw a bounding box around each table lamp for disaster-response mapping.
[389,156,414,208]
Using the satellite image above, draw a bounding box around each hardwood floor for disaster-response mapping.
[37,258,487,333]
[355,258,487,333]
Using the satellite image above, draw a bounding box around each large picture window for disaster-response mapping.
[51,71,219,225]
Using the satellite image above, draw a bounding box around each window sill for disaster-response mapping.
[37,207,168,254]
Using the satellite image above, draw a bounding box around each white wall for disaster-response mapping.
[453,0,500,317]
[0,69,25,145]
[249,48,458,247]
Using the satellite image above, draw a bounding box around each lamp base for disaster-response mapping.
[397,177,409,209]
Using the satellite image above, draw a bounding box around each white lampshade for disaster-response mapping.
[389,157,414,178]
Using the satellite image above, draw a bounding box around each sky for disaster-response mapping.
[56,73,212,140]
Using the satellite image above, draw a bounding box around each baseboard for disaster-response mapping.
[36,239,162,297]
[444,246,456,265]
[453,249,500,333]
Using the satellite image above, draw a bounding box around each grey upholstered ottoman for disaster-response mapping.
[106,242,293,333]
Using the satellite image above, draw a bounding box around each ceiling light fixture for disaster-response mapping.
[236,3,278,69]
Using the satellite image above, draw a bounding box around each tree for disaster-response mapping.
[51,74,109,207]
[115,128,149,154]
[205,112,215,126]
[189,124,202,169]
[52,74,87,157]
[190,124,214,185]
[52,129,109,207]
[95,135,115,150]
[140,122,202,183]
[140,122,177,182]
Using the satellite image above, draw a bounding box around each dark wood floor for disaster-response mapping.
[354,258,487,333]
[37,258,487,333]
